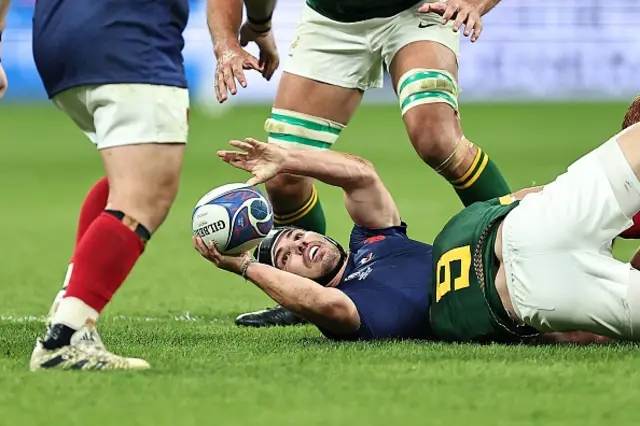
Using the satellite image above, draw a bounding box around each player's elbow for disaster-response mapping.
[319,298,353,321]
[349,156,380,188]
[314,293,360,332]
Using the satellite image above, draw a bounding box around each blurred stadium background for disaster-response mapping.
[3,0,640,104]
[2,2,640,425]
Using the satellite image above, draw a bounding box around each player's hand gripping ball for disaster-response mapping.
[192,183,274,254]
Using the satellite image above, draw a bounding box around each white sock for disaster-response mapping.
[50,297,99,331]
[47,263,73,319]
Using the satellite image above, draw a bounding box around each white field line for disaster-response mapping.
[0,313,227,325]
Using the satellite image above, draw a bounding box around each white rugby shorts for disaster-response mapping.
[52,84,190,150]
[501,138,640,340]
[283,2,460,91]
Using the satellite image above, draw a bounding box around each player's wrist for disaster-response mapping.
[239,258,258,278]
[213,37,242,56]
[246,16,272,34]
[279,149,305,175]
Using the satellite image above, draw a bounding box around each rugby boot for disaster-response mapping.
[44,280,106,351]
[30,321,149,371]
[235,305,307,327]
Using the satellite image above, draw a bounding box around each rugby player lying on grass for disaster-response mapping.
[193,135,633,345]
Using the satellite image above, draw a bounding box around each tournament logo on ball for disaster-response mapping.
[192,183,274,254]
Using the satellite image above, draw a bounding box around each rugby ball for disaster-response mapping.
[192,183,274,254]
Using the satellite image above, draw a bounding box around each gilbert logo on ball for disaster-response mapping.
[192,183,274,254]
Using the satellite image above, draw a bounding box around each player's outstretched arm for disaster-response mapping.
[193,237,360,335]
[219,138,402,229]
[0,0,10,99]
[207,0,243,56]
[207,0,261,102]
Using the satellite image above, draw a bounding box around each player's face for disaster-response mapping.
[273,229,341,279]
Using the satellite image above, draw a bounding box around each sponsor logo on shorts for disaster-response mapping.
[289,36,300,57]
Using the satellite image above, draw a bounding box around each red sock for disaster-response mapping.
[64,212,145,313]
[620,211,640,239]
[50,177,109,318]
[75,177,109,246]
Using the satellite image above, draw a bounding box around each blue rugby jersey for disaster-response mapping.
[320,223,434,341]
[32,0,189,98]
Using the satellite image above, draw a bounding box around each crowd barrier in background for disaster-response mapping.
[2,0,640,105]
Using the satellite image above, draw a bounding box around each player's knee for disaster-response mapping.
[405,110,460,168]
[108,189,177,232]
[398,68,462,167]
[108,167,180,231]
[266,174,314,207]
[262,108,339,211]
[145,177,180,227]
[103,143,184,230]
[266,173,312,198]
[151,176,180,215]
[397,68,459,117]
[264,108,345,150]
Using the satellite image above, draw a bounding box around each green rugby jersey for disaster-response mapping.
[429,196,540,343]
[306,0,420,22]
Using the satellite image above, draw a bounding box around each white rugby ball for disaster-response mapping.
[192,183,274,254]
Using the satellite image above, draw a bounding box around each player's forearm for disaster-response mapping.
[281,150,377,193]
[244,0,277,27]
[244,262,358,333]
[0,0,11,33]
[207,0,243,53]
[280,149,400,228]
[246,262,337,314]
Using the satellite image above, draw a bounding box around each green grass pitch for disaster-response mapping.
[1,102,640,425]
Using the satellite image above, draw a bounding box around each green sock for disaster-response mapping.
[273,186,327,234]
[451,147,511,207]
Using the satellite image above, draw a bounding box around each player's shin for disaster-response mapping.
[267,179,326,234]
[47,177,110,322]
[446,140,511,206]
[263,108,344,233]
[43,210,149,349]
[398,69,510,206]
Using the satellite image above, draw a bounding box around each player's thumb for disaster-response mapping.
[246,173,266,186]
[246,176,260,186]
[243,53,261,70]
